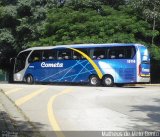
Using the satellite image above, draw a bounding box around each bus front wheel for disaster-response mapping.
[26,75,34,84]
[102,75,114,87]
[89,75,100,86]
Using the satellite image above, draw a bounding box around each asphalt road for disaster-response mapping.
[0,84,160,137]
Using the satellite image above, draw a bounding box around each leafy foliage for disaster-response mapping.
[33,5,154,47]
[0,29,16,70]
[128,0,160,45]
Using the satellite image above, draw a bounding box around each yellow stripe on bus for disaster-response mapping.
[69,48,103,79]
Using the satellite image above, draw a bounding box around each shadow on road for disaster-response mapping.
[0,109,46,137]
[123,86,145,88]
[127,98,160,131]
[130,98,160,123]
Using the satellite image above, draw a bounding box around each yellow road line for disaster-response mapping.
[15,87,48,106]
[48,88,73,137]
[5,88,22,95]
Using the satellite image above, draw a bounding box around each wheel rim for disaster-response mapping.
[91,77,98,85]
[104,77,112,85]
[27,76,32,83]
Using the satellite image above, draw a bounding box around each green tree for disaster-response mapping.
[0,0,17,5]
[0,29,16,70]
[0,4,17,70]
[100,0,126,8]
[0,0,56,70]
[32,5,154,48]
[129,0,160,45]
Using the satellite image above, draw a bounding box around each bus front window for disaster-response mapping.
[15,51,31,73]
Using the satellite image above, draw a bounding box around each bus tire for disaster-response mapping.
[89,75,100,86]
[102,75,114,87]
[26,75,34,84]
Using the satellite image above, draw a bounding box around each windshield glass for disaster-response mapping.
[15,51,31,73]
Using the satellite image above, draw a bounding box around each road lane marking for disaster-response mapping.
[48,88,73,137]
[15,87,48,106]
[5,88,22,95]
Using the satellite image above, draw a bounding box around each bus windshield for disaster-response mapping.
[15,51,31,73]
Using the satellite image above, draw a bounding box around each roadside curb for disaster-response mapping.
[0,92,15,131]
[0,88,44,137]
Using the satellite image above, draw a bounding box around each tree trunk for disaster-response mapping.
[151,6,156,45]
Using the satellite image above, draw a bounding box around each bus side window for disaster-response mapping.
[57,49,72,60]
[109,49,116,59]
[43,50,56,61]
[92,48,106,60]
[125,46,136,59]
[73,51,81,60]
[108,47,125,59]
[77,49,89,60]
[28,50,42,63]
[116,48,124,59]
[118,53,124,58]
[108,46,136,59]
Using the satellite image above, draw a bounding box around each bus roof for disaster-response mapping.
[23,43,144,51]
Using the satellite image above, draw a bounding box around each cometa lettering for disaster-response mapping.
[41,62,63,68]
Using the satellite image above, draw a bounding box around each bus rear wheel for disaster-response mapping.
[26,75,34,84]
[102,75,114,87]
[89,75,100,86]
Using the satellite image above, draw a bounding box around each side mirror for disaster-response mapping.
[10,58,16,64]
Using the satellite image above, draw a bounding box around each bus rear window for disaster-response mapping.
[142,55,150,64]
